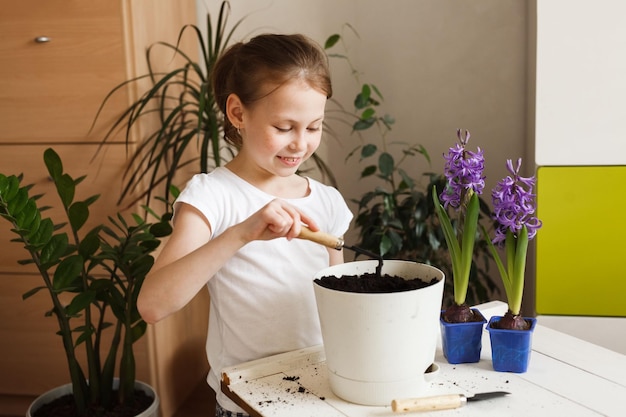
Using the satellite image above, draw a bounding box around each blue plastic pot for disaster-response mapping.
[439,309,487,364]
[487,316,537,373]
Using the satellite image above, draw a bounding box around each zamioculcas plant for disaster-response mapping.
[0,148,171,416]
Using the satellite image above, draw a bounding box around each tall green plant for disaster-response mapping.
[0,149,171,415]
[324,32,497,306]
[93,1,334,208]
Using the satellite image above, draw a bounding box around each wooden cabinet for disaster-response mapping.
[0,1,209,416]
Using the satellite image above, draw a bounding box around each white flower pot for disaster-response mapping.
[26,379,159,417]
[313,260,445,406]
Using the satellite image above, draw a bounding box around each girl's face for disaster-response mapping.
[235,79,327,178]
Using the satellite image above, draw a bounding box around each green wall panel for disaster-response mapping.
[535,166,626,316]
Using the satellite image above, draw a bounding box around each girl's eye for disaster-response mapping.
[307,126,321,132]
[275,126,291,133]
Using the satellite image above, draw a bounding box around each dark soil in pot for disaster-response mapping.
[314,272,439,293]
[32,390,153,417]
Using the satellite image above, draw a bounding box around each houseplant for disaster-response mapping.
[483,158,542,372]
[0,148,171,416]
[432,129,488,364]
[313,260,444,406]
[92,0,334,209]
[323,33,497,307]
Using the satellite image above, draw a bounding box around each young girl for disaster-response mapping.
[137,34,353,416]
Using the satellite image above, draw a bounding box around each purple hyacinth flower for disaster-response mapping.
[440,129,485,210]
[491,158,542,244]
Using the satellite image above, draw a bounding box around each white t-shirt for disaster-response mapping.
[175,167,353,412]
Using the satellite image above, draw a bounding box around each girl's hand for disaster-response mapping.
[238,199,319,243]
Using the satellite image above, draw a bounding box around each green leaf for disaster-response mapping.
[361,108,375,120]
[353,118,375,131]
[150,221,172,238]
[28,217,54,246]
[361,165,376,178]
[380,234,392,256]
[324,34,340,49]
[398,169,414,189]
[43,148,63,181]
[361,144,377,159]
[7,176,22,201]
[79,230,100,258]
[22,286,47,300]
[68,201,89,232]
[378,152,394,177]
[52,254,84,290]
[65,291,96,316]
[40,234,69,266]
[131,321,147,343]
[354,84,371,109]
[7,187,29,216]
[56,174,76,208]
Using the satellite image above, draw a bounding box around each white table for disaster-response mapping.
[221,301,626,416]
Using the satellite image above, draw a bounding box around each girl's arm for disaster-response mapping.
[138,199,319,323]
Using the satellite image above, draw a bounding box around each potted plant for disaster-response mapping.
[0,148,172,416]
[432,129,489,364]
[92,0,334,209]
[483,158,542,373]
[323,33,497,307]
[313,260,445,406]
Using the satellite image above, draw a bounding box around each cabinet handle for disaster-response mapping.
[34,36,51,43]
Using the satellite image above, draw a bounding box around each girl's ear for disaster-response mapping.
[226,94,244,127]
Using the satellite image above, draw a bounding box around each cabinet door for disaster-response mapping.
[0,0,129,143]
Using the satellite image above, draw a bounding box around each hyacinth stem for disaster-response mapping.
[433,187,479,306]
[483,225,528,316]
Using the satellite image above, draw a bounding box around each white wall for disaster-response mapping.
[536,0,626,166]
[197,0,530,245]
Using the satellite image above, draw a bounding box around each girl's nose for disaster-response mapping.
[289,131,307,151]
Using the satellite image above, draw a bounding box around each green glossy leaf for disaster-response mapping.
[28,217,54,246]
[3,175,21,201]
[55,174,75,208]
[7,187,28,216]
[68,201,89,232]
[79,230,100,258]
[40,234,69,266]
[52,254,84,290]
[43,148,63,181]
[65,291,96,316]
[18,199,40,230]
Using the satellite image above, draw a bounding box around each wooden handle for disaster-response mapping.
[391,394,466,412]
[297,226,343,250]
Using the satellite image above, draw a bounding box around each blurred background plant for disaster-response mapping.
[324,30,499,306]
